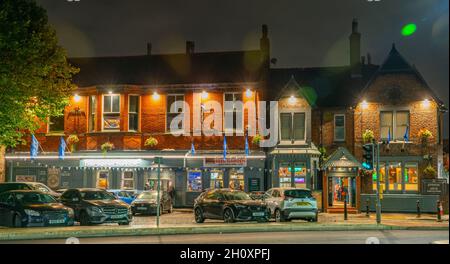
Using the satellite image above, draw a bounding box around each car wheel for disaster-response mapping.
[194,207,205,223]
[223,208,235,223]
[275,209,286,222]
[13,214,22,228]
[79,211,91,226]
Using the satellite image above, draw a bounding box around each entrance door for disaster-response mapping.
[330,177,349,208]
[96,171,109,189]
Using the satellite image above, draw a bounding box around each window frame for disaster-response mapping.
[102,94,121,132]
[48,111,65,134]
[166,94,185,133]
[333,114,346,142]
[379,109,410,142]
[278,110,306,145]
[223,92,244,134]
[128,94,140,132]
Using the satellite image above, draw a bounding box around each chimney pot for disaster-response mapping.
[186,41,195,54]
[147,43,152,55]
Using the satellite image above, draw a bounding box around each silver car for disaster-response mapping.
[264,188,318,222]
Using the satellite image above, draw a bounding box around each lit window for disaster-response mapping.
[372,163,386,192]
[103,94,121,131]
[380,111,410,141]
[187,170,202,192]
[388,162,402,191]
[229,168,245,191]
[278,163,292,187]
[404,162,418,192]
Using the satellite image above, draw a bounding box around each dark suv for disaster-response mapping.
[60,188,132,226]
[0,182,61,199]
[194,189,269,223]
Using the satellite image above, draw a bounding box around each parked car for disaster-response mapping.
[0,190,74,227]
[56,189,67,194]
[194,188,269,223]
[264,188,318,222]
[108,189,137,205]
[0,182,61,199]
[60,188,132,226]
[249,191,266,200]
[130,190,173,215]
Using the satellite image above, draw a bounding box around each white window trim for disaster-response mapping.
[380,110,410,142]
[88,95,97,132]
[121,171,136,189]
[278,110,307,145]
[165,93,186,134]
[101,94,121,132]
[223,92,244,135]
[333,114,346,142]
[128,94,140,132]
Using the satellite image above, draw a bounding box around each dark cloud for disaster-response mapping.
[36,0,449,137]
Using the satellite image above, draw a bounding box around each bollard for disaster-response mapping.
[344,193,348,221]
[416,199,421,218]
[365,199,370,217]
[437,200,442,222]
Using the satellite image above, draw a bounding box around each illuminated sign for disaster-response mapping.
[81,159,147,168]
[204,157,247,167]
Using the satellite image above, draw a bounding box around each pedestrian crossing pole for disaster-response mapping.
[155,157,162,228]
[375,142,381,224]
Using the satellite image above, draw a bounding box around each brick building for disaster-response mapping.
[3,20,447,211]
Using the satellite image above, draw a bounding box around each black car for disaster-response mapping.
[60,188,132,226]
[131,190,173,215]
[0,190,75,227]
[194,189,269,223]
[0,182,61,199]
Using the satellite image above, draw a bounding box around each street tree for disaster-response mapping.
[0,0,78,148]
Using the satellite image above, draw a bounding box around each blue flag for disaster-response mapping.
[223,136,227,160]
[387,127,391,144]
[30,135,39,160]
[191,142,195,155]
[403,126,409,141]
[59,137,67,160]
[245,134,249,156]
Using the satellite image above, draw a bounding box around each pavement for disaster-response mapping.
[0,210,448,241]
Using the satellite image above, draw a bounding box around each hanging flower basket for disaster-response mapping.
[67,134,79,152]
[362,129,374,143]
[423,165,437,178]
[252,134,262,146]
[144,137,159,148]
[101,142,114,154]
[418,128,432,146]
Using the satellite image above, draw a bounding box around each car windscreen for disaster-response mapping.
[284,189,312,199]
[222,191,252,201]
[15,193,57,204]
[80,191,116,200]
[31,183,52,193]
[136,192,158,200]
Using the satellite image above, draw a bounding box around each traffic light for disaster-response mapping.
[362,143,374,170]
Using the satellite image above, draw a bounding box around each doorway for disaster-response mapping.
[328,176,356,208]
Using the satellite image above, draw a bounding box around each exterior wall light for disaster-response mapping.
[74,94,81,102]
[201,90,208,99]
[108,91,113,94]
[288,95,297,105]
[152,91,160,100]
[422,99,430,108]
[361,100,368,109]
[245,88,253,98]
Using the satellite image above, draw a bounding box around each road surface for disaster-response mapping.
[4,230,448,244]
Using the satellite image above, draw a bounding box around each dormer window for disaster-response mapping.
[280,112,305,144]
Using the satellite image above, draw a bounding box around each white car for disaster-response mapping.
[264,187,318,222]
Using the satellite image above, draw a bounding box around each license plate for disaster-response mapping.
[296,202,311,206]
[252,212,265,217]
[49,219,65,224]
[110,214,126,219]
[137,207,147,210]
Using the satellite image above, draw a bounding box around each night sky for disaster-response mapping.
[36,0,449,137]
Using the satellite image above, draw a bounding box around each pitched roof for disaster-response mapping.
[322,147,362,169]
[269,64,378,107]
[69,50,265,87]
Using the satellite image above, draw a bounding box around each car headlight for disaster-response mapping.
[67,208,74,217]
[24,209,41,217]
[87,206,103,216]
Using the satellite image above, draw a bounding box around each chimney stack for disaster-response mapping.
[349,18,361,77]
[147,43,152,55]
[186,41,195,54]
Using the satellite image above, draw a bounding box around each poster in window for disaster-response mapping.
[16,175,36,182]
[47,168,60,189]
[104,116,120,129]
[187,171,202,191]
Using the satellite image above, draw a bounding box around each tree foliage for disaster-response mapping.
[0,0,78,147]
